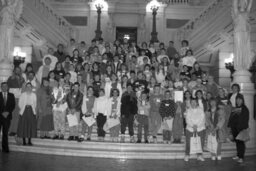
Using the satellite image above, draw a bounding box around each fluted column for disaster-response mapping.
[150,8,159,43]
[95,7,103,40]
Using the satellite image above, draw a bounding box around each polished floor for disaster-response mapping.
[0,152,255,171]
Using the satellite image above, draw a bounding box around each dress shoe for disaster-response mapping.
[136,140,142,143]
[2,149,9,153]
[86,137,91,141]
[59,135,64,140]
[52,135,59,140]
[9,132,16,136]
[68,136,74,141]
[27,142,33,146]
[145,140,149,144]
[74,136,79,141]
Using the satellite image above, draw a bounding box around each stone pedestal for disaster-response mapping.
[233,70,256,148]
[0,59,13,83]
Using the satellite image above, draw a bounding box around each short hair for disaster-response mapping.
[169,41,174,44]
[1,82,8,86]
[110,88,120,97]
[181,40,189,45]
[232,83,240,92]
[73,82,80,87]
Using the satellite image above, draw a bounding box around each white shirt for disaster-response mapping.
[230,93,237,107]
[185,107,205,132]
[18,92,37,115]
[93,96,110,117]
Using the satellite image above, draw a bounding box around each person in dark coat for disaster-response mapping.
[120,83,137,143]
[228,94,249,163]
[0,82,15,153]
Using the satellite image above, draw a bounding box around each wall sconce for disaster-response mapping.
[13,47,26,68]
[224,53,235,81]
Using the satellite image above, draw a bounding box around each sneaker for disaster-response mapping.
[217,156,222,160]
[211,156,216,161]
[197,155,205,161]
[59,135,64,140]
[145,140,149,144]
[184,155,189,162]
[86,137,91,141]
[237,159,244,163]
[232,156,239,160]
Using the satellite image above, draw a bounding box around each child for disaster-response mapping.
[108,89,121,142]
[66,82,83,141]
[78,86,96,142]
[136,91,151,143]
[149,85,163,143]
[159,90,176,144]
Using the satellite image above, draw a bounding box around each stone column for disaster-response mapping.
[232,0,255,149]
[0,0,24,82]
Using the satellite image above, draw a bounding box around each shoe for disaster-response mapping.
[130,136,135,143]
[145,140,149,144]
[9,132,16,136]
[120,135,125,143]
[237,159,243,163]
[44,136,51,139]
[52,135,59,140]
[74,136,79,141]
[40,136,45,139]
[27,142,33,146]
[197,155,205,161]
[217,156,222,160]
[232,156,239,160]
[86,137,91,141]
[136,140,142,143]
[77,138,84,142]
[2,149,9,153]
[59,135,64,140]
[23,142,27,146]
[184,155,189,162]
[173,139,178,143]
[68,136,74,141]
[211,156,216,161]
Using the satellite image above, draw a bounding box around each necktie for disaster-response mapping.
[3,93,7,106]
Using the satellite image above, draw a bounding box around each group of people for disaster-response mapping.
[0,38,250,163]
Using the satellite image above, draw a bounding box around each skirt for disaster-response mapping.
[40,114,54,131]
[17,106,37,138]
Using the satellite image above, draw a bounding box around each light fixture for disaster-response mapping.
[224,53,235,81]
[13,47,26,67]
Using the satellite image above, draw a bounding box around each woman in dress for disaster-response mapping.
[17,82,37,146]
[37,78,54,139]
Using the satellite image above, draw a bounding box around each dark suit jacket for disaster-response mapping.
[0,92,16,121]
[111,62,122,74]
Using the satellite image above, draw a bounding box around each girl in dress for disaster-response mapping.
[79,86,96,142]
[48,71,58,88]
[108,89,121,142]
[37,78,54,139]
[155,64,166,84]
[17,83,37,146]
[52,78,68,140]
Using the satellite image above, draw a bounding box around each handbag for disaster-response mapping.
[236,128,250,142]
[206,134,218,154]
[190,133,203,154]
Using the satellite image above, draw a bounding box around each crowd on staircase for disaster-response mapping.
[0,38,249,163]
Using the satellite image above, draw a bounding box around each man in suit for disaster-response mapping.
[0,82,15,153]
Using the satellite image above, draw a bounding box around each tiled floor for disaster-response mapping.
[0,152,255,171]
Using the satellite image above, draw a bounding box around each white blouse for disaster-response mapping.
[19,92,37,115]
[93,96,110,117]
[185,107,205,132]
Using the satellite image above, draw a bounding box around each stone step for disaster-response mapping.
[7,137,256,159]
